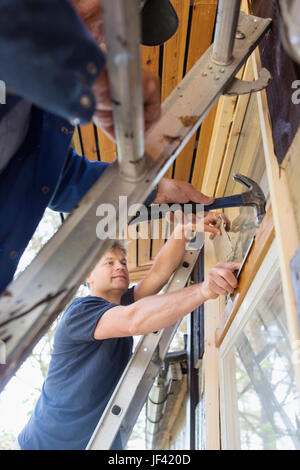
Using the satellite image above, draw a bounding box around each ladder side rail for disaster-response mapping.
[101,0,145,181]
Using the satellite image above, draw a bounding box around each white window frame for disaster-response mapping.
[219,238,280,449]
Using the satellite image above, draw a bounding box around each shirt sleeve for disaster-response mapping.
[48,149,157,213]
[64,296,119,343]
[0,0,105,124]
[121,286,136,306]
[48,149,110,213]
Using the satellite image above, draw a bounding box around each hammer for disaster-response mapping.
[129,173,266,225]
[202,173,266,224]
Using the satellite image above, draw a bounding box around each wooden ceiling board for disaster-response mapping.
[161,0,190,179]
[172,0,218,184]
[191,103,218,191]
[95,126,117,163]
[141,44,160,74]
[79,123,99,161]
[137,0,190,266]
[161,0,190,102]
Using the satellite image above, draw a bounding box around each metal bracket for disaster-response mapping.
[224,68,272,96]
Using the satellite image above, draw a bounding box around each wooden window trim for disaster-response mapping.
[215,206,275,347]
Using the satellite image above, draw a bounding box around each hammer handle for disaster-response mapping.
[129,194,245,225]
[203,194,244,211]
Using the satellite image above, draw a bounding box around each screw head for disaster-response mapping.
[41,186,50,194]
[9,250,18,260]
[80,95,92,109]
[236,30,245,40]
[70,117,80,126]
[111,405,122,416]
[86,62,98,75]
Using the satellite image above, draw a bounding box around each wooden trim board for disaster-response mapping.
[216,207,275,347]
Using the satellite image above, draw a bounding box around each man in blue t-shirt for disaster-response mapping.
[17,218,239,450]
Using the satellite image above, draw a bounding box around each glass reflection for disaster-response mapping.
[234,270,300,450]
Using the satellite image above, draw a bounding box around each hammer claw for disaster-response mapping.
[233,173,253,190]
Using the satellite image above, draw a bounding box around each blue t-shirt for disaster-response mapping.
[18,287,135,450]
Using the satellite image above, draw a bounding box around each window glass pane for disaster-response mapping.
[234,269,300,450]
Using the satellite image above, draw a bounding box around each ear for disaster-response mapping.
[86,272,93,286]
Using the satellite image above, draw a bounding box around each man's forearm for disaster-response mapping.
[128,282,207,336]
[150,223,192,285]
[133,223,194,301]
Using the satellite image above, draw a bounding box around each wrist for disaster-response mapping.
[198,282,212,302]
[154,178,171,204]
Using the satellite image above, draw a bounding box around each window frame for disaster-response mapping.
[219,239,280,449]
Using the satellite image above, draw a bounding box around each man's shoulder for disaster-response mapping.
[67,287,136,310]
[60,288,135,328]
[57,295,118,344]
[66,295,112,313]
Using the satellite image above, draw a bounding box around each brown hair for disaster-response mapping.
[110,240,128,258]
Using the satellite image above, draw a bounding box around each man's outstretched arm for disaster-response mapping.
[94,261,240,340]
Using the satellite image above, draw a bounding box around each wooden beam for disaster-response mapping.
[215,60,254,197]
[71,126,83,156]
[151,220,166,260]
[201,94,237,196]
[191,103,218,192]
[161,0,190,179]
[204,232,221,450]
[137,222,152,266]
[200,0,250,197]
[96,128,116,163]
[126,238,137,272]
[201,60,249,197]
[173,0,218,183]
[79,123,99,161]
[141,45,160,74]
[161,0,190,102]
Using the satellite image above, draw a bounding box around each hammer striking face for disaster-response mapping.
[232,173,266,224]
